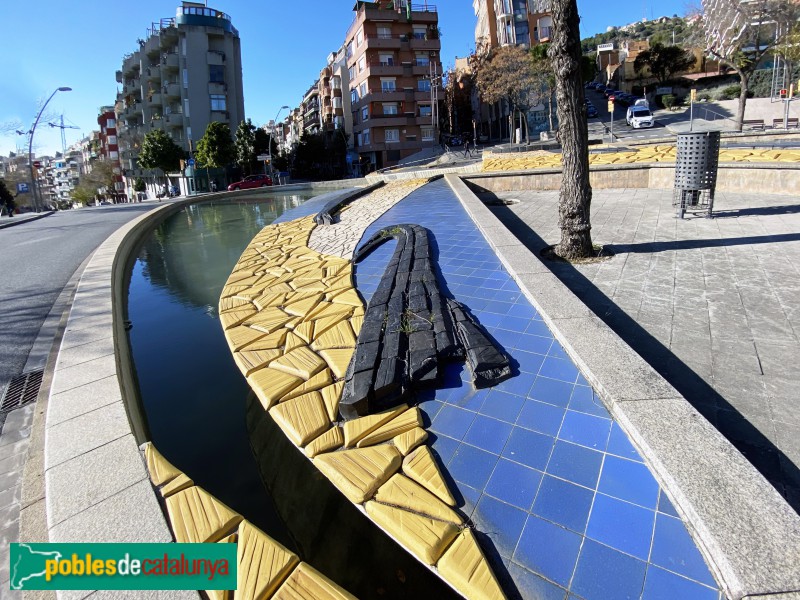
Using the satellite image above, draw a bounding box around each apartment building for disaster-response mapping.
[303,83,322,135]
[116,1,244,186]
[473,0,552,49]
[346,0,442,169]
[97,107,125,197]
[319,48,354,139]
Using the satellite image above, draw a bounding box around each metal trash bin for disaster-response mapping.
[672,131,720,218]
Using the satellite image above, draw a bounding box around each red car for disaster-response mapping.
[227,174,273,191]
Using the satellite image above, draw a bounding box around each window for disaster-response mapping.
[181,37,187,56]
[419,104,432,117]
[351,89,359,103]
[385,129,399,143]
[415,53,429,66]
[108,135,117,145]
[379,53,394,66]
[359,82,368,97]
[109,150,119,160]
[332,76,341,90]
[381,78,396,92]
[378,26,392,39]
[358,129,370,146]
[357,29,364,47]
[421,127,434,140]
[210,94,226,111]
[358,56,366,73]
[349,66,356,80]
[347,41,354,59]
[382,103,398,115]
[333,97,343,109]
[362,106,369,121]
[107,119,116,128]
[186,126,192,141]
[184,98,190,117]
[209,64,225,83]
[418,79,431,92]
[182,68,189,88]
[413,26,427,39]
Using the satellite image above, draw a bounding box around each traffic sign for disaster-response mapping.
[16,182,29,193]
[187,158,195,166]
[256,154,270,161]
[691,88,697,102]
[607,101,614,112]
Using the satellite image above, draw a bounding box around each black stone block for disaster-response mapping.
[352,340,381,373]
[409,330,435,353]
[359,312,384,344]
[374,357,403,400]
[382,331,402,359]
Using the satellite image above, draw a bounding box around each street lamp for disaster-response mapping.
[268,105,289,179]
[28,87,72,212]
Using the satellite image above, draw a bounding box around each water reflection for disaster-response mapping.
[126,192,313,547]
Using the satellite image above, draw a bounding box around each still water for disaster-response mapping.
[125,193,314,548]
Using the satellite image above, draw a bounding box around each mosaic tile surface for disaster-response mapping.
[354,179,723,600]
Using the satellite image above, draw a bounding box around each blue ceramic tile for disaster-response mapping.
[498,315,533,333]
[472,495,528,559]
[515,515,582,588]
[515,350,546,375]
[568,385,610,418]
[476,311,504,329]
[586,493,655,560]
[464,415,514,455]
[507,303,538,320]
[517,399,566,437]
[658,491,680,518]
[525,320,554,338]
[458,483,482,519]
[502,427,555,471]
[606,422,644,462]
[643,565,718,600]
[548,343,570,360]
[598,455,660,509]
[539,357,580,384]
[558,411,612,451]
[516,334,554,355]
[431,405,476,441]
[494,371,536,398]
[485,458,543,510]
[448,443,499,490]
[650,513,717,587]
[532,475,594,533]
[576,372,590,387]
[546,440,604,489]
[418,398,444,425]
[572,539,647,600]
[507,562,567,600]
[451,388,489,412]
[529,377,575,408]
[428,433,460,466]
[479,390,526,424]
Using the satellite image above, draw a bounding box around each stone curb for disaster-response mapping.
[0,211,55,230]
[444,173,800,600]
[366,162,481,183]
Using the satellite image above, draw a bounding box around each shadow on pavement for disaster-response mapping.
[488,199,800,513]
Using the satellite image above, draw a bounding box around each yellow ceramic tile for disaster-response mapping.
[343,405,408,448]
[437,528,507,600]
[219,308,258,330]
[235,520,300,600]
[320,381,344,421]
[314,445,401,504]
[143,442,181,486]
[234,348,282,376]
[159,473,194,498]
[270,391,330,447]
[244,329,287,351]
[272,562,358,600]
[271,346,327,380]
[312,315,344,340]
[330,289,363,307]
[393,427,428,456]
[283,368,334,401]
[374,474,462,524]
[311,303,356,323]
[292,280,328,293]
[226,326,267,352]
[364,501,459,565]
[283,294,324,318]
[248,368,304,410]
[318,348,355,379]
[305,426,344,458]
[403,446,456,507]
[253,291,287,311]
[311,321,356,351]
[357,408,423,447]
[245,312,292,335]
[349,315,364,336]
[284,331,307,353]
[166,486,242,544]
[219,296,252,313]
[293,321,315,344]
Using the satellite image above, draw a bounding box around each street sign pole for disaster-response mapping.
[608,97,615,142]
[690,88,696,132]
[784,84,793,130]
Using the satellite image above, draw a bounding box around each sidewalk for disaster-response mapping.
[0,211,54,230]
[486,187,800,510]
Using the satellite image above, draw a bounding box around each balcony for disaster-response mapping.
[149,118,165,131]
[162,52,179,71]
[366,62,404,77]
[210,109,229,123]
[146,92,162,106]
[144,35,161,58]
[207,50,225,65]
[208,81,227,94]
[160,25,179,48]
[145,65,161,82]
[367,114,410,128]
[164,83,181,98]
[165,112,183,127]
[363,34,401,51]
[409,37,440,51]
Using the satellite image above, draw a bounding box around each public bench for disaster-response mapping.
[743,119,765,130]
[772,117,799,129]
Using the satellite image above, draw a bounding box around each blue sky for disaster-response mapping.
[0,0,690,157]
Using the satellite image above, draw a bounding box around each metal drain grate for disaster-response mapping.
[1,369,44,413]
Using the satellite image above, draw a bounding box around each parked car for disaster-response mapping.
[626,106,654,128]
[227,174,273,191]
[587,105,598,118]
[604,88,618,98]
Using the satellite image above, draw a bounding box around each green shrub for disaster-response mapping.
[719,85,741,100]
[662,94,677,110]
[134,177,146,192]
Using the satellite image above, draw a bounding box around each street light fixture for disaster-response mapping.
[27,86,72,212]
[268,105,289,180]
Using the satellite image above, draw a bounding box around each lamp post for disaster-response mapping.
[27,87,72,212]
[268,105,289,179]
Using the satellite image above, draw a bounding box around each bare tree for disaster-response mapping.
[551,0,594,259]
[702,0,800,130]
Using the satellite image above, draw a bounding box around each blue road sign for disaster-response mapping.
[187,158,195,167]
[16,183,29,193]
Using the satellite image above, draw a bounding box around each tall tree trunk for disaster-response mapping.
[551,0,593,259]
[735,67,749,133]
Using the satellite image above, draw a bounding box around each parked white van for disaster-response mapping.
[626,106,654,128]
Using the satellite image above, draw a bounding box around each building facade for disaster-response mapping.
[116,1,245,188]
[473,0,552,50]
[97,107,125,198]
[346,0,442,169]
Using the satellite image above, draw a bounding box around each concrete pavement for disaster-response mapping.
[485,187,800,510]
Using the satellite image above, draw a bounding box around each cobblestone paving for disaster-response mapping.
[482,146,800,172]
[488,187,800,510]
[307,179,429,259]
